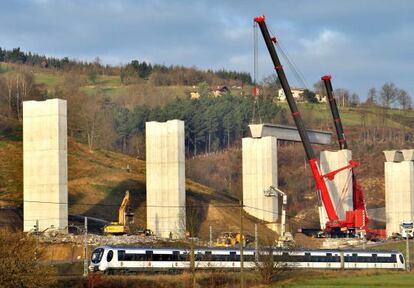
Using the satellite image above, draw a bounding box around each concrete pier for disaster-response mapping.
[242,137,278,222]
[319,150,354,228]
[23,99,68,232]
[146,120,185,238]
[384,150,414,236]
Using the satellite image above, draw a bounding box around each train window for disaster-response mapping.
[117,250,125,261]
[244,254,255,262]
[173,251,180,261]
[351,253,357,262]
[391,254,397,262]
[124,254,134,261]
[203,251,213,261]
[106,250,113,262]
[152,254,162,261]
[179,253,189,261]
[146,251,153,261]
[214,255,227,261]
[195,252,203,261]
[400,254,405,264]
[162,254,172,261]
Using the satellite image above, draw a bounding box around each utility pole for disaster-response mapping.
[209,225,212,247]
[255,223,258,262]
[83,217,88,277]
[34,219,39,262]
[239,199,244,288]
[406,236,410,271]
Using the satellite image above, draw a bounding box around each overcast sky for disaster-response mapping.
[1,0,414,99]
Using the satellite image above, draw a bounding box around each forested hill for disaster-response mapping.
[2,58,414,230]
[0,47,252,86]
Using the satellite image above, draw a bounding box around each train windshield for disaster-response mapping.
[91,248,104,264]
[402,223,413,229]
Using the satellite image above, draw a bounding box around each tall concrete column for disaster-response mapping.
[384,150,414,236]
[146,120,185,238]
[23,99,68,232]
[319,150,353,228]
[242,137,278,223]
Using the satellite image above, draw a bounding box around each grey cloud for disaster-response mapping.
[1,0,414,98]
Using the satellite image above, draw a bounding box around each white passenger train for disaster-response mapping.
[89,246,405,273]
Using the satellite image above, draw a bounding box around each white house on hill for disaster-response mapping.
[277,87,327,103]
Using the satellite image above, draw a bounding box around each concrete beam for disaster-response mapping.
[249,123,332,145]
[383,150,404,162]
[402,149,414,161]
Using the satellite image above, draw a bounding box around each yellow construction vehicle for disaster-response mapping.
[216,232,254,247]
[104,191,134,235]
[216,232,239,247]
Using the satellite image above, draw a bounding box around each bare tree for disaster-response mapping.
[62,73,117,151]
[334,88,350,107]
[366,87,377,106]
[350,93,360,107]
[313,80,327,101]
[380,82,399,108]
[398,89,412,110]
[255,243,291,285]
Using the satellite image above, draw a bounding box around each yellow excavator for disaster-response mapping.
[104,190,134,235]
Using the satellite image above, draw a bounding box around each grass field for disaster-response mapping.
[282,271,414,287]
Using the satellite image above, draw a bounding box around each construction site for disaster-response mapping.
[1,4,414,288]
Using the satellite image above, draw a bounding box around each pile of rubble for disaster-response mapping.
[37,232,164,246]
[321,238,365,249]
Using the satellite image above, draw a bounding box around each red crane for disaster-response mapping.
[254,15,368,237]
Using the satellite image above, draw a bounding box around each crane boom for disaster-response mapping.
[254,15,339,223]
[321,75,348,150]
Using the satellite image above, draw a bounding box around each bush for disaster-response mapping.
[0,229,57,288]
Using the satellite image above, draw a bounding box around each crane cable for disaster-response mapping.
[252,20,262,124]
[266,26,310,91]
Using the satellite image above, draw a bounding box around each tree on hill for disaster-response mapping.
[398,89,411,110]
[380,82,399,108]
[365,87,377,106]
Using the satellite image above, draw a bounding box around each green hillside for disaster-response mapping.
[2,62,414,239]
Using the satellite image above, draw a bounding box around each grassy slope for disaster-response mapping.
[0,132,275,239]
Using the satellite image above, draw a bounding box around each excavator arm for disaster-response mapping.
[118,191,130,225]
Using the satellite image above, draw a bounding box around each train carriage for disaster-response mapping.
[89,246,405,273]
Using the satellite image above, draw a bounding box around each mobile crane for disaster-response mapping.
[104,190,134,235]
[254,15,367,237]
